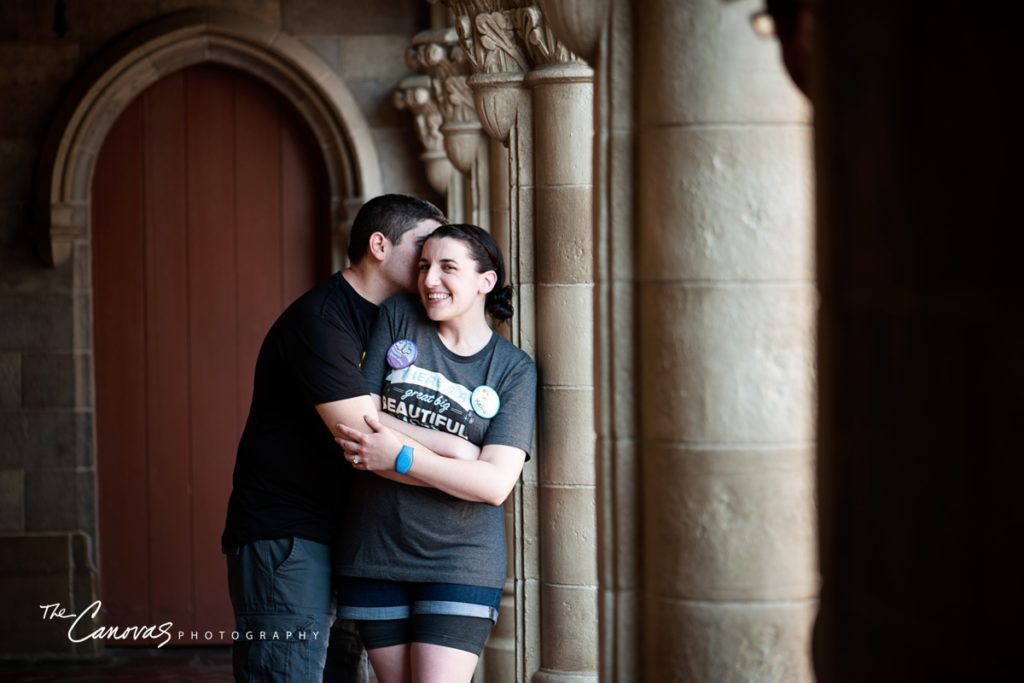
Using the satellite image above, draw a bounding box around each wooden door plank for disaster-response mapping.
[234,70,283,425]
[186,65,238,634]
[143,71,194,636]
[281,103,322,304]
[93,98,151,625]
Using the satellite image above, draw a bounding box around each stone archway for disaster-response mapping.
[35,6,382,269]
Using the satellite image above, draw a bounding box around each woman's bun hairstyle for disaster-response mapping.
[426,223,514,323]
[487,284,515,322]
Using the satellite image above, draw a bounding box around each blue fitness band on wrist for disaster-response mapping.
[395,445,414,475]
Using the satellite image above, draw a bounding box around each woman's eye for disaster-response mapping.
[418,263,429,272]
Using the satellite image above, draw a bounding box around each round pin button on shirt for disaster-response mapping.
[470,385,500,419]
[386,339,418,369]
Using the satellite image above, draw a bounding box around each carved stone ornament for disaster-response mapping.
[431,2,589,142]
[408,28,483,173]
[439,121,483,174]
[466,11,531,73]
[409,29,478,126]
[394,75,453,194]
[394,76,443,151]
[535,0,609,64]
[468,71,525,144]
[442,2,530,144]
[515,5,580,68]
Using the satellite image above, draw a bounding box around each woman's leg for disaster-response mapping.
[407,612,493,683]
[404,583,499,682]
[352,618,414,683]
[336,579,415,683]
[410,642,479,683]
[366,643,412,683]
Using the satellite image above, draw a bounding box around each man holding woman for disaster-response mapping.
[223,194,536,683]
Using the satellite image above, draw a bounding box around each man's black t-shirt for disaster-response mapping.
[222,272,378,548]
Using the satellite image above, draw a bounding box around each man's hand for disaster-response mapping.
[335,415,404,472]
[316,395,380,443]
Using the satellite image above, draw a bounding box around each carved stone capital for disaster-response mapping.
[514,5,583,68]
[409,28,484,173]
[535,0,609,65]
[444,1,584,71]
[448,3,530,144]
[394,74,453,194]
[409,29,477,126]
[467,69,526,145]
[441,120,485,174]
[437,1,586,143]
[394,75,443,152]
[457,8,531,75]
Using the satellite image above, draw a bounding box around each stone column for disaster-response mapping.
[517,6,598,682]
[485,133,514,683]
[465,140,491,230]
[449,3,599,678]
[488,137,510,252]
[535,0,636,679]
[635,0,817,681]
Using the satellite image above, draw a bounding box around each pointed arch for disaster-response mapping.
[36,7,382,267]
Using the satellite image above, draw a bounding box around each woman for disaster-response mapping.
[334,223,537,683]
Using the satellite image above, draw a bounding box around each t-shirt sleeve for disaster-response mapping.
[361,297,401,395]
[483,354,538,457]
[282,312,368,405]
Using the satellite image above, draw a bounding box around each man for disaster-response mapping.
[221,194,445,681]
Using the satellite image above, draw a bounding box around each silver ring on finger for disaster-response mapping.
[353,456,361,465]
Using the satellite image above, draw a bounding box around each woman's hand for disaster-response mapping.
[335,415,404,472]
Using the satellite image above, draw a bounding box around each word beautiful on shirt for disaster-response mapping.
[383,364,479,439]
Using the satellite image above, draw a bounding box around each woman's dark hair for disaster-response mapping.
[427,223,514,322]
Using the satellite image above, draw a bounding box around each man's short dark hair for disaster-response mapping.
[347,194,447,264]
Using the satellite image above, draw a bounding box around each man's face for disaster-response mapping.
[383,218,442,293]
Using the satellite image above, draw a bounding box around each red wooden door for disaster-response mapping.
[92,64,329,644]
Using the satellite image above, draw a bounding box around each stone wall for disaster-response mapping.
[0,0,432,655]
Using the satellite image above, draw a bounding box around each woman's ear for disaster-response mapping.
[479,270,497,294]
[366,231,388,262]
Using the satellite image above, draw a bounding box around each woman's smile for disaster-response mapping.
[418,236,491,322]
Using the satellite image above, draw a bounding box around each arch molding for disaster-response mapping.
[36,7,382,267]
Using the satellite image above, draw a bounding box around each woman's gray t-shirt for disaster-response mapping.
[334,294,537,588]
